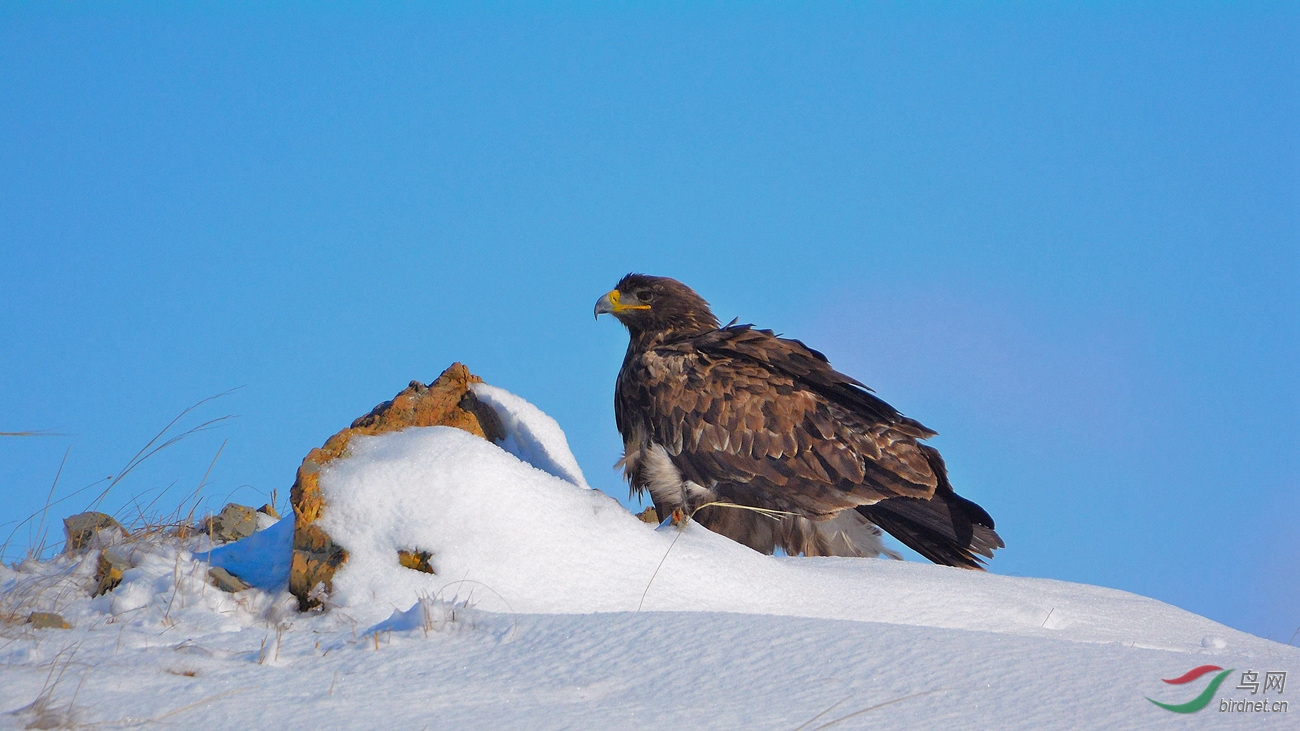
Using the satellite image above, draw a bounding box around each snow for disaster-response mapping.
[469,382,590,490]
[2,385,1296,729]
[200,516,293,592]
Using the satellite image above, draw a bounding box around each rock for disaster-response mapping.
[257,503,280,519]
[289,363,504,610]
[636,507,660,524]
[397,549,434,574]
[63,512,126,553]
[27,612,70,630]
[203,504,259,544]
[208,566,251,593]
[95,547,131,596]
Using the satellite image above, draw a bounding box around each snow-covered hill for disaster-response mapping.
[1,384,1294,729]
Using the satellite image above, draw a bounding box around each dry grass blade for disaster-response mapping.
[29,447,69,561]
[125,480,179,529]
[433,579,518,641]
[0,447,80,564]
[2,391,238,564]
[790,697,846,731]
[192,439,226,504]
[86,390,240,515]
[16,642,84,728]
[0,476,112,562]
[637,501,795,612]
[0,431,66,437]
[637,526,685,613]
[807,688,946,730]
[690,501,795,521]
[98,687,252,728]
[123,437,227,535]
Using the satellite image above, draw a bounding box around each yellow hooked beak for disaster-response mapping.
[594,289,651,319]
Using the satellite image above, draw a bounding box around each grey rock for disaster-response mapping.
[208,566,250,593]
[203,504,259,544]
[27,612,70,629]
[95,547,132,596]
[63,512,126,553]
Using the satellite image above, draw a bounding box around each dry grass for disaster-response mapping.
[9,642,88,729]
[637,501,794,612]
[1,392,240,567]
[0,393,299,728]
[0,392,279,636]
[792,688,948,731]
[0,553,95,629]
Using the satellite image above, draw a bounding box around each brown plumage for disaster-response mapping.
[595,273,1003,569]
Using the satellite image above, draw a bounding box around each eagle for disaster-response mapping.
[595,274,1002,569]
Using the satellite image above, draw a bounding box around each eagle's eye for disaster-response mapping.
[636,290,654,303]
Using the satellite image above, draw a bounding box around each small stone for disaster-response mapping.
[203,504,259,544]
[63,512,126,553]
[95,548,130,596]
[257,503,280,519]
[208,566,251,593]
[397,549,434,574]
[28,612,70,630]
[636,507,660,524]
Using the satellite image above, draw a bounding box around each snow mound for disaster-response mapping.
[1,384,1296,729]
[471,382,590,489]
[317,388,1270,655]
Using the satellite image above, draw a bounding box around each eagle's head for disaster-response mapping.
[594,274,720,338]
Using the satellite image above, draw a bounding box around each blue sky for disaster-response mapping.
[1,4,1295,642]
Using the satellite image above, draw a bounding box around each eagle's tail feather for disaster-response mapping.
[856,492,1002,570]
[856,444,1003,570]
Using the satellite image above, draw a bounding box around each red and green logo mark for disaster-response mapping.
[1147,665,1235,713]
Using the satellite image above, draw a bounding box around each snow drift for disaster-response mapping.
[311,384,1271,656]
[1,382,1295,729]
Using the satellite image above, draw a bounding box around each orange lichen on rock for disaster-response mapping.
[288,363,503,610]
[396,549,434,574]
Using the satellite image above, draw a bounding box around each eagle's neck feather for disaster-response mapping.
[626,324,715,354]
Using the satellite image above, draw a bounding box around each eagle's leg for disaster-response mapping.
[674,482,703,526]
[666,482,690,526]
